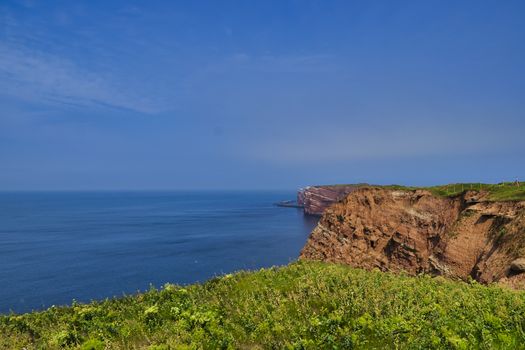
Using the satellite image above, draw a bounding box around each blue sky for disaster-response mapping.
[1,0,524,190]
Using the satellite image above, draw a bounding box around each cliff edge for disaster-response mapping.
[297,185,360,215]
[300,187,525,288]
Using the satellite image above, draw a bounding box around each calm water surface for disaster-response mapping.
[0,191,317,313]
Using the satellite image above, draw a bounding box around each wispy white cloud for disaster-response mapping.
[0,41,165,113]
[0,7,171,114]
[0,3,342,115]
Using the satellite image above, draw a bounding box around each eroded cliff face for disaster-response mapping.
[300,187,525,287]
[298,185,359,216]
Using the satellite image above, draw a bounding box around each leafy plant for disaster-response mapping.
[1,261,525,349]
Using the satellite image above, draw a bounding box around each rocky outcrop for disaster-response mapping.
[510,258,525,272]
[300,187,525,287]
[297,185,360,216]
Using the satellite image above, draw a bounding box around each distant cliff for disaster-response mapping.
[300,186,525,288]
[297,185,359,216]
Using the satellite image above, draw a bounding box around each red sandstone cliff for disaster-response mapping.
[300,187,525,287]
[297,185,359,216]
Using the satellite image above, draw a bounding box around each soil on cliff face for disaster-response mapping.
[300,187,525,287]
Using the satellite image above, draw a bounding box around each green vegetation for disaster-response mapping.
[378,182,525,201]
[317,182,525,201]
[2,261,525,349]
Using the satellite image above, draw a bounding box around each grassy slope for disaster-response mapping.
[315,182,525,201]
[349,182,525,201]
[2,261,525,349]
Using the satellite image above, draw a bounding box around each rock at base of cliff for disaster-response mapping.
[510,258,525,273]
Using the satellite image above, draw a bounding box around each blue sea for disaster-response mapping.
[0,191,318,314]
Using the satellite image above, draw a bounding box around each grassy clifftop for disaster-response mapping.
[311,182,525,201]
[2,261,525,349]
[383,182,525,201]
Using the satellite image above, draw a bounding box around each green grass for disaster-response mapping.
[313,182,525,201]
[371,182,525,201]
[2,261,525,349]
